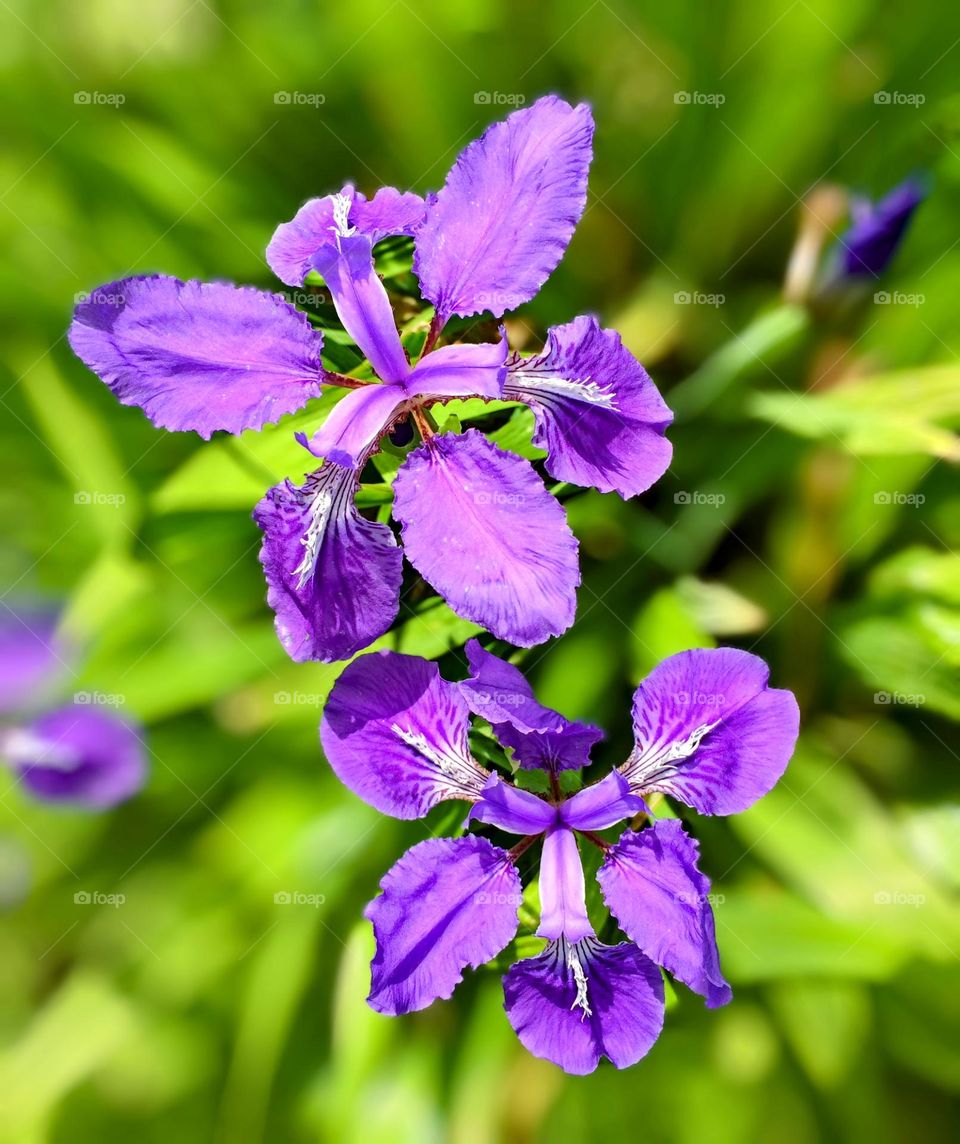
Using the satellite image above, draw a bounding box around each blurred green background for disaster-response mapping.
[2,0,959,1140]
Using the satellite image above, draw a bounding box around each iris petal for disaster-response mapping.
[320,650,488,818]
[68,276,323,438]
[414,96,594,324]
[597,819,732,1007]
[365,835,521,1014]
[393,430,579,647]
[253,465,402,663]
[503,937,664,1075]
[505,315,672,498]
[620,647,800,815]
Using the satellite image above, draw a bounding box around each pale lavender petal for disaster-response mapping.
[505,315,673,498]
[252,464,401,663]
[2,706,146,809]
[460,639,564,732]
[312,235,409,383]
[365,835,521,1014]
[351,186,430,244]
[296,382,407,468]
[503,937,664,1075]
[467,774,556,835]
[320,651,488,818]
[597,820,732,1007]
[619,648,800,815]
[537,825,593,942]
[393,430,579,647]
[267,184,428,287]
[459,639,602,771]
[407,336,506,401]
[560,770,645,831]
[68,276,323,438]
[0,607,68,716]
[414,96,594,323]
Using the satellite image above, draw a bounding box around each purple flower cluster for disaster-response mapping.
[321,641,799,1074]
[68,97,673,661]
[0,609,145,808]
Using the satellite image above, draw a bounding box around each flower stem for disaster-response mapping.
[508,835,539,862]
[420,312,443,357]
[578,830,611,852]
[412,406,436,441]
[324,370,372,389]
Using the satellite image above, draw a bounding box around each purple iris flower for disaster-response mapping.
[68,96,673,663]
[837,176,926,279]
[0,608,146,809]
[320,640,799,1074]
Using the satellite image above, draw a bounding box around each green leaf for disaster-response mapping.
[750,365,960,459]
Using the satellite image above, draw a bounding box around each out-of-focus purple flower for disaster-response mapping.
[837,177,926,279]
[0,607,66,716]
[1,707,146,809]
[0,609,146,809]
[69,96,673,663]
[320,643,799,1074]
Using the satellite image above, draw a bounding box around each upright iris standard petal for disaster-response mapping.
[503,937,665,1075]
[320,651,488,817]
[560,770,645,831]
[267,184,428,287]
[460,639,566,732]
[68,277,323,438]
[460,639,603,772]
[619,648,800,815]
[597,820,732,1007]
[414,96,594,323]
[392,430,580,647]
[467,774,556,835]
[0,608,67,716]
[839,177,926,279]
[253,465,402,663]
[365,835,522,1014]
[406,337,507,401]
[2,707,146,808]
[296,382,407,468]
[505,316,673,498]
[536,826,593,942]
[312,235,410,384]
